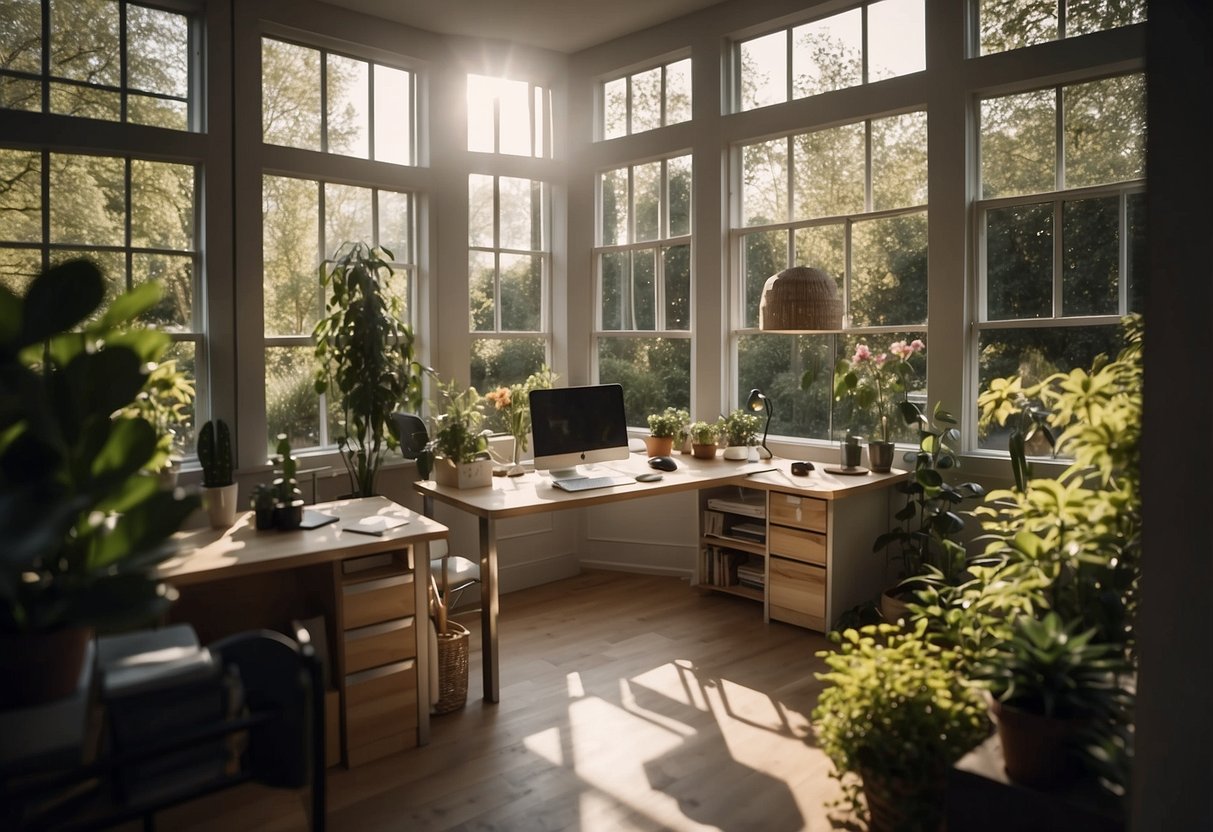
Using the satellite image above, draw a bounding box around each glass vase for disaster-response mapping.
[508,434,526,477]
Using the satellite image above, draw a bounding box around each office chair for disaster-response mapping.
[391,412,481,611]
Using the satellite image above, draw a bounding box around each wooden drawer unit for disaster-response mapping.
[768,492,827,533]
[344,616,416,674]
[768,525,826,567]
[344,659,419,765]
[341,573,415,630]
[769,556,826,631]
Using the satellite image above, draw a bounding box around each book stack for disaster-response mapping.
[702,546,750,586]
[706,494,766,519]
[735,559,765,591]
[727,520,766,543]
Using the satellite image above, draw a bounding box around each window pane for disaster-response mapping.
[131,160,194,251]
[793,224,845,284]
[266,345,321,453]
[792,9,861,98]
[378,190,412,262]
[603,76,627,140]
[50,81,119,120]
[0,246,44,296]
[1126,191,1146,313]
[50,153,124,247]
[850,212,928,327]
[466,74,495,153]
[600,251,627,330]
[668,154,692,237]
[159,339,197,456]
[132,253,192,328]
[979,0,1056,54]
[1,0,41,76]
[326,54,369,159]
[666,59,692,125]
[0,149,42,243]
[631,67,661,134]
[985,203,1053,321]
[51,0,119,86]
[743,230,786,328]
[663,244,690,331]
[1063,74,1145,189]
[633,161,661,243]
[262,39,322,151]
[1068,0,1146,37]
[262,175,320,336]
[977,325,1122,449]
[324,183,373,253]
[872,111,928,210]
[1062,196,1118,317]
[598,337,691,426]
[500,252,541,331]
[51,247,124,310]
[981,89,1056,198]
[632,249,656,330]
[737,333,835,440]
[471,337,547,420]
[497,77,531,157]
[499,177,535,251]
[793,123,864,220]
[374,64,411,165]
[601,168,629,245]
[128,93,187,130]
[868,0,925,80]
[739,31,786,111]
[468,174,495,248]
[127,6,188,99]
[469,249,495,332]
[742,138,788,226]
[1,78,40,112]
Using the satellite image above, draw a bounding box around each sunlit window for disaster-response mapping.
[466,73,550,158]
[977,0,1146,56]
[601,57,692,140]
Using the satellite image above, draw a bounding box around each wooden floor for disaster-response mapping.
[159,571,851,831]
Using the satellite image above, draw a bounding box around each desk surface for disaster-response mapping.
[160,496,449,586]
[415,453,907,519]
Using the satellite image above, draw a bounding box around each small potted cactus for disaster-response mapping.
[198,419,238,529]
[250,483,276,531]
[271,433,305,530]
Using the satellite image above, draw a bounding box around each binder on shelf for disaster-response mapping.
[707,494,766,519]
[727,521,766,542]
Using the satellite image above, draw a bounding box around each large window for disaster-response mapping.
[733,111,928,442]
[466,73,550,158]
[735,0,924,112]
[595,154,692,426]
[601,57,691,140]
[977,0,1146,56]
[975,73,1145,450]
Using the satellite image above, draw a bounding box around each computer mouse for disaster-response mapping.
[791,461,815,476]
[635,472,663,482]
[648,455,678,471]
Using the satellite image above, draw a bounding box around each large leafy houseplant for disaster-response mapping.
[0,259,200,700]
[314,242,427,497]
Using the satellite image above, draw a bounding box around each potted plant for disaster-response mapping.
[198,419,238,529]
[249,483,276,531]
[688,420,721,460]
[428,380,493,489]
[484,365,557,476]
[833,338,924,472]
[644,407,688,458]
[314,242,428,497]
[719,410,760,460]
[0,260,200,707]
[814,622,989,832]
[270,433,305,529]
[976,612,1129,788]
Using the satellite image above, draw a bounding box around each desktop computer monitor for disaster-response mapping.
[529,384,630,476]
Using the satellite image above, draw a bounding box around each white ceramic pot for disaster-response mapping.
[722,445,749,460]
[202,483,239,529]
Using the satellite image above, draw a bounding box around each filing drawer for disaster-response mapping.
[342,573,415,630]
[768,524,826,566]
[769,556,826,631]
[768,492,827,533]
[344,660,418,764]
[343,616,416,674]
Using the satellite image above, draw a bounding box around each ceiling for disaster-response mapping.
[318,0,725,54]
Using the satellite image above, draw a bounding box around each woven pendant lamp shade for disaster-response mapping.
[758,266,843,332]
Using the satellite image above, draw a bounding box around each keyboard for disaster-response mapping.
[552,476,627,492]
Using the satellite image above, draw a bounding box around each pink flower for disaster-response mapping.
[910,339,925,353]
[853,343,872,363]
[875,353,888,368]
[889,340,910,359]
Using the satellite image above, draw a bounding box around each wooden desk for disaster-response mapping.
[415,454,906,704]
[159,497,448,766]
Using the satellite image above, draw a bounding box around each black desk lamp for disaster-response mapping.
[745,388,773,459]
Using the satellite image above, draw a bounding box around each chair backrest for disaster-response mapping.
[392,413,429,460]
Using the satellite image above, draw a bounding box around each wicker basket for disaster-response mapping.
[433,621,470,714]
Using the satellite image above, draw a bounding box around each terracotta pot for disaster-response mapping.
[868,440,895,473]
[990,698,1086,787]
[643,436,674,457]
[0,626,93,709]
[879,589,911,624]
[691,442,718,460]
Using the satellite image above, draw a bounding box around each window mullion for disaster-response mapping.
[119,0,128,123]
[493,176,502,332]
[1053,200,1064,317]
[1118,191,1129,314]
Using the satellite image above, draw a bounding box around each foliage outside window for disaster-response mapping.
[468,173,550,428]
[734,111,927,443]
[466,73,550,158]
[0,0,195,131]
[262,174,415,454]
[262,37,414,165]
[601,57,691,140]
[977,0,1146,56]
[975,73,1145,451]
[736,0,924,112]
[0,147,202,452]
[596,154,692,426]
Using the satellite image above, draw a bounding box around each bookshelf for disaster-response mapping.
[697,486,767,603]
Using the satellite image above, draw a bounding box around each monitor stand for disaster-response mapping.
[548,467,582,481]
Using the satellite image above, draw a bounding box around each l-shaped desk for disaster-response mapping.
[415,454,907,704]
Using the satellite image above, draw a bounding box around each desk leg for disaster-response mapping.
[480,515,500,704]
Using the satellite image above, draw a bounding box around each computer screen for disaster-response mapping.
[529,384,630,476]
